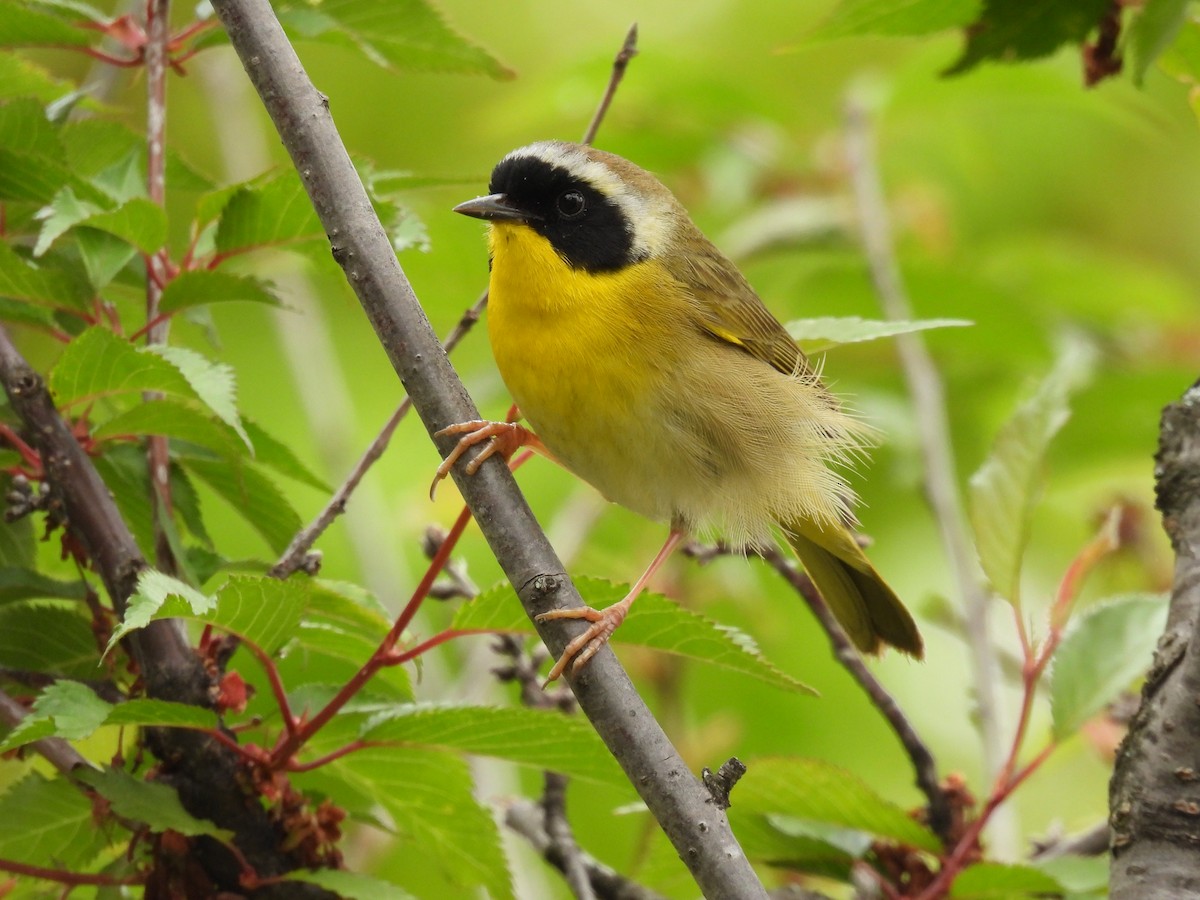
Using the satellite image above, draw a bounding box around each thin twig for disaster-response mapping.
[582,23,638,146]
[842,93,1005,833]
[542,772,596,900]
[759,546,952,843]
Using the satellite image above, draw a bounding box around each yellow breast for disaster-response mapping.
[485,223,693,522]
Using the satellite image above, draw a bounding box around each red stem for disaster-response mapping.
[384,628,494,665]
[0,856,143,886]
[285,739,382,772]
[268,504,475,767]
[236,635,298,738]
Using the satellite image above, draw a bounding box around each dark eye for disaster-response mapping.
[556,190,586,219]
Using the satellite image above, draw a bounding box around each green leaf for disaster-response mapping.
[0,604,98,677]
[360,704,625,787]
[149,344,249,447]
[93,398,243,457]
[1129,0,1191,85]
[49,327,196,407]
[950,861,1065,898]
[967,336,1096,607]
[0,773,109,867]
[946,0,1113,76]
[1050,594,1169,740]
[77,767,232,838]
[0,239,91,309]
[788,316,972,351]
[158,270,281,314]
[0,51,77,103]
[213,170,324,256]
[321,748,514,900]
[108,568,214,649]
[268,0,511,79]
[734,756,941,852]
[285,870,416,900]
[103,697,220,730]
[731,812,858,879]
[813,0,981,39]
[60,119,212,192]
[182,456,302,554]
[0,97,64,160]
[0,567,87,603]
[0,516,34,566]
[92,444,155,556]
[79,197,168,254]
[453,578,816,695]
[244,419,331,491]
[75,227,138,290]
[211,575,310,654]
[34,185,105,257]
[0,680,109,751]
[0,1,91,46]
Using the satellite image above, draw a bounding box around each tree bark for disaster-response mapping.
[1109,381,1200,898]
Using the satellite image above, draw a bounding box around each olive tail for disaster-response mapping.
[780,519,923,658]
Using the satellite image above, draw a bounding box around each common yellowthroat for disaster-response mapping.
[438,141,923,682]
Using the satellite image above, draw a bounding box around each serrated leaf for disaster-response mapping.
[214,170,324,256]
[199,0,512,79]
[1050,594,1168,739]
[80,197,168,254]
[0,603,98,677]
[34,185,105,256]
[49,327,196,406]
[149,344,249,447]
[0,773,109,867]
[967,337,1097,606]
[93,398,243,457]
[92,444,155,556]
[1129,0,1191,84]
[321,748,514,900]
[108,568,214,649]
[286,870,416,900]
[734,757,941,852]
[159,270,281,314]
[788,316,972,351]
[813,0,981,38]
[360,704,624,787]
[0,50,76,102]
[103,697,218,730]
[212,575,310,653]
[946,0,1113,76]
[950,861,1065,898]
[0,680,109,751]
[77,767,231,838]
[453,578,816,694]
[0,567,86,602]
[0,238,91,309]
[182,456,302,554]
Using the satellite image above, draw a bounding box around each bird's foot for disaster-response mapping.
[536,597,633,686]
[430,420,536,498]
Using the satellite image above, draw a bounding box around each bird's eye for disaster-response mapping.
[556,190,586,219]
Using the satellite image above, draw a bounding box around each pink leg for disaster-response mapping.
[537,529,686,685]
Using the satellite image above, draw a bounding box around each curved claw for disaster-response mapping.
[536,597,632,686]
[430,420,537,500]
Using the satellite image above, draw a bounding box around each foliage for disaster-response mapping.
[0,0,1194,897]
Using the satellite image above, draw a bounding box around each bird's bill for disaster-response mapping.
[452,193,536,223]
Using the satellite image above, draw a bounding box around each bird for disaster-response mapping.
[435,140,923,683]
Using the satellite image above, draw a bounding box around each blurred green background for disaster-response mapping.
[23,0,1200,895]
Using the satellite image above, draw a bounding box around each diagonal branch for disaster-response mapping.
[206,3,767,896]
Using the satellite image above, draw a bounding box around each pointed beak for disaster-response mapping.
[453,193,537,223]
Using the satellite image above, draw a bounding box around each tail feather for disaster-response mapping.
[781,519,923,658]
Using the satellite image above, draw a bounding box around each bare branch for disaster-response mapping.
[207,4,767,896]
[582,23,638,146]
[759,546,952,842]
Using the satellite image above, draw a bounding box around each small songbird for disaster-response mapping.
[437,141,923,683]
